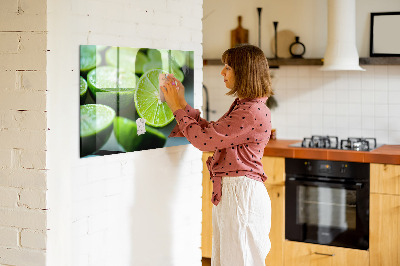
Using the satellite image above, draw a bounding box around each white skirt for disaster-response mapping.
[212,176,271,266]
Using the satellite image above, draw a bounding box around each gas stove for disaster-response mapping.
[289,135,381,151]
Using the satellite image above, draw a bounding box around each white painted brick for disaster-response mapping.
[0,129,46,150]
[87,211,109,234]
[0,32,20,54]
[0,227,19,247]
[0,4,46,32]
[0,32,47,71]
[0,90,46,111]
[0,169,47,189]
[1,110,47,130]
[0,247,45,266]
[20,149,46,170]
[19,0,47,14]
[0,150,11,169]
[0,208,46,230]
[16,70,47,91]
[19,189,46,209]
[0,71,16,90]
[20,229,46,250]
[0,187,19,208]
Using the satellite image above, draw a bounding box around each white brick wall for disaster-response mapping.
[46,1,203,266]
[0,0,48,265]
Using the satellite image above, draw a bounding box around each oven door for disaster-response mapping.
[285,177,369,250]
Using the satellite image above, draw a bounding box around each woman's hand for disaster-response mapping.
[160,75,186,113]
[173,76,187,107]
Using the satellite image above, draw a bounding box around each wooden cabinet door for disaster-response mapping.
[202,152,213,258]
[262,156,285,186]
[284,241,369,266]
[370,163,400,195]
[264,184,285,266]
[370,193,400,266]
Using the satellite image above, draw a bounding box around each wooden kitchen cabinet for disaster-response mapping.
[264,184,285,266]
[370,163,400,266]
[201,153,286,266]
[284,241,369,266]
[370,193,400,266]
[202,152,213,258]
[370,163,400,195]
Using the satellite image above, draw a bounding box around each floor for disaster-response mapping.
[202,257,211,266]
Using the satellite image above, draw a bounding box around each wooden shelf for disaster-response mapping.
[359,57,400,65]
[203,57,400,67]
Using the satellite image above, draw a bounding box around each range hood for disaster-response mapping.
[320,0,365,71]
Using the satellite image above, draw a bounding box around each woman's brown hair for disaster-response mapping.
[221,44,273,99]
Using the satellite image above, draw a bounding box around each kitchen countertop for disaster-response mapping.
[263,139,400,165]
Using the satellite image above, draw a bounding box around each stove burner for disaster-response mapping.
[301,135,339,149]
[340,137,377,151]
[294,136,378,151]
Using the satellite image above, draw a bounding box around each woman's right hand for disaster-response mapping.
[169,74,187,107]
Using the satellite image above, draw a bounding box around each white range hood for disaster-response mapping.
[320,0,365,71]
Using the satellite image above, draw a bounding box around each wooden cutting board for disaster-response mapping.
[231,16,249,48]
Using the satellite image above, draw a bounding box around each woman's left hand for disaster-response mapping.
[160,76,185,113]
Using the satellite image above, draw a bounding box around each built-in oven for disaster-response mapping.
[285,158,370,250]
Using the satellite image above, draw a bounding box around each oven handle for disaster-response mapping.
[286,177,364,189]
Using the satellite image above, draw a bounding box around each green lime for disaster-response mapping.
[142,60,184,83]
[114,116,166,152]
[80,45,102,73]
[147,49,162,61]
[80,76,88,104]
[171,50,186,68]
[105,47,149,74]
[134,69,175,127]
[80,104,116,157]
[188,51,194,69]
[87,66,139,110]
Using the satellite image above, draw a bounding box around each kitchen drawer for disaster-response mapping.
[284,240,369,266]
[370,163,400,195]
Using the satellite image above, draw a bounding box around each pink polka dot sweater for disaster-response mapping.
[169,97,272,206]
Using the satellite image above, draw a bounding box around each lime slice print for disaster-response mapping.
[142,60,184,83]
[135,69,175,127]
[105,47,149,74]
[114,116,166,152]
[147,49,162,62]
[80,76,88,104]
[188,51,194,69]
[80,45,101,73]
[87,66,139,110]
[171,50,186,68]
[80,104,116,157]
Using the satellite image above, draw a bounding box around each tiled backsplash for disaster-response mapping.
[203,65,400,144]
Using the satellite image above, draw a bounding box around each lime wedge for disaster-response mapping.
[80,45,101,73]
[80,104,116,157]
[80,76,88,104]
[105,47,149,74]
[134,69,175,127]
[87,66,139,110]
[114,116,166,152]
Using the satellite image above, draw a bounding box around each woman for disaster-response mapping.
[161,44,273,266]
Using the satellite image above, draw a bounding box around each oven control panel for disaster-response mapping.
[286,158,369,180]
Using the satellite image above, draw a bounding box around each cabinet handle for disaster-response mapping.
[314,252,335,257]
